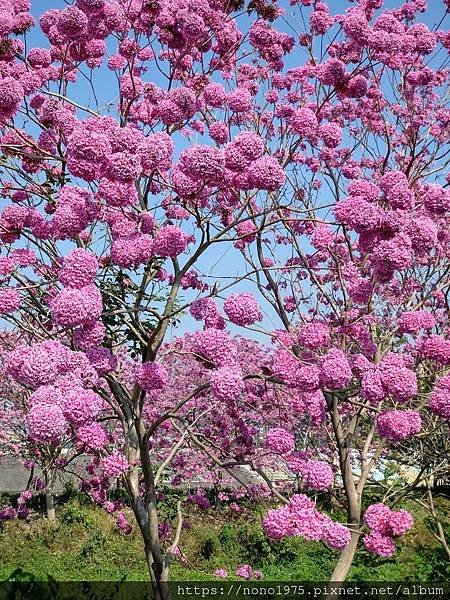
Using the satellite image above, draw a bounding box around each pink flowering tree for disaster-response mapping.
[0,0,449,593]
[225,0,450,582]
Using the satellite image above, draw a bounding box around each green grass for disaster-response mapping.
[0,496,448,582]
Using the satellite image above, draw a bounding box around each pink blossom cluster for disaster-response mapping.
[320,349,353,390]
[361,353,417,404]
[299,460,334,491]
[116,511,132,535]
[398,310,436,334]
[190,298,225,330]
[59,248,98,289]
[7,340,95,389]
[0,287,20,315]
[429,375,450,420]
[74,321,105,352]
[376,410,422,442]
[48,186,97,241]
[297,321,330,350]
[50,284,102,328]
[417,336,450,366]
[27,403,67,444]
[188,329,237,368]
[60,385,104,426]
[136,362,169,393]
[153,225,188,258]
[264,427,295,454]
[209,366,245,402]
[249,19,294,70]
[214,569,228,578]
[264,494,351,551]
[110,233,153,268]
[248,156,286,192]
[223,293,263,327]
[101,450,129,479]
[235,565,263,580]
[363,503,413,557]
[76,423,108,451]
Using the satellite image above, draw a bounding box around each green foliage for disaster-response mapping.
[218,524,238,551]
[200,534,221,560]
[0,495,448,583]
[237,525,273,563]
[79,531,107,560]
[157,488,184,521]
[59,502,92,527]
[109,485,131,505]
[58,481,78,504]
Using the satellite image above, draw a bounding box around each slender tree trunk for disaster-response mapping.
[330,529,360,581]
[145,544,171,600]
[328,394,362,583]
[426,487,450,561]
[45,491,55,521]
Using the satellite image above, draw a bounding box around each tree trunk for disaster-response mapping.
[145,545,171,600]
[330,529,360,581]
[328,393,363,583]
[45,491,55,521]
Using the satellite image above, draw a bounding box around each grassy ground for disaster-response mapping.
[0,495,449,582]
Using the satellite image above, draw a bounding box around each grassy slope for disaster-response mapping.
[0,499,448,582]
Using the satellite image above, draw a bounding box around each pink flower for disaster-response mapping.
[224,293,263,327]
[189,329,237,368]
[429,375,450,420]
[363,531,396,558]
[59,248,98,288]
[379,171,414,210]
[300,460,334,491]
[178,145,225,184]
[116,511,132,535]
[74,321,105,351]
[0,287,20,314]
[110,234,154,268]
[86,347,117,375]
[214,569,228,578]
[323,522,352,550]
[389,509,414,536]
[321,349,352,390]
[248,156,285,191]
[377,410,422,442]
[379,354,417,402]
[418,336,450,365]
[265,428,295,454]
[102,450,129,479]
[57,6,89,40]
[0,77,24,120]
[290,108,318,137]
[27,403,67,444]
[398,310,436,334]
[76,423,108,451]
[236,564,253,579]
[61,387,103,426]
[319,122,342,148]
[50,285,102,328]
[210,366,245,401]
[209,122,229,144]
[264,494,350,551]
[422,184,450,215]
[310,3,333,35]
[297,321,330,350]
[190,298,225,330]
[136,362,169,392]
[154,225,188,258]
